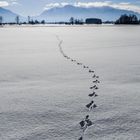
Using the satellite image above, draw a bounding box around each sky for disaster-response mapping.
[0,0,140,16]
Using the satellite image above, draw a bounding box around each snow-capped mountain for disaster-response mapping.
[37,5,140,22]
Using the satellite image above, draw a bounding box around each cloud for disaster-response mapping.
[74,1,112,8]
[75,2,140,13]
[44,2,69,10]
[44,1,140,13]
[110,2,140,13]
[0,0,19,7]
[9,0,19,6]
[11,1,19,5]
[0,1,9,7]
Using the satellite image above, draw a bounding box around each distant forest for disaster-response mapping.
[115,14,139,24]
[0,14,140,25]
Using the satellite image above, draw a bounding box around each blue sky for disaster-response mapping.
[0,0,140,16]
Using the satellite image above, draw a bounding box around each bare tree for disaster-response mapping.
[69,17,74,25]
[15,16,20,24]
[28,16,30,24]
[0,16,3,25]
[41,20,45,24]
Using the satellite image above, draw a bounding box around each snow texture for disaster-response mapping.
[0,25,140,140]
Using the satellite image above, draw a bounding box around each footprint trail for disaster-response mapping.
[56,35,100,140]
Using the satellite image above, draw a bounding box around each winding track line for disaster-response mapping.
[56,35,100,140]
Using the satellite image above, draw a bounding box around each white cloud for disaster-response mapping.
[44,1,140,13]
[9,0,19,5]
[74,1,112,8]
[110,2,140,13]
[0,1,9,7]
[44,2,69,10]
[11,1,19,5]
[75,2,140,13]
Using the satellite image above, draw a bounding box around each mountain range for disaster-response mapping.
[0,7,19,22]
[38,5,140,22]
[1,5,140,23]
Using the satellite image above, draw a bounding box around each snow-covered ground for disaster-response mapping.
[0,25,140,140]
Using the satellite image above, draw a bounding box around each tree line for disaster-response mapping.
[0,14,140,26]
[0,16,46,25]
[115,14,140,24]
